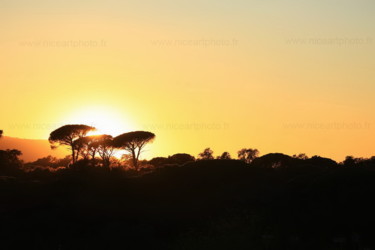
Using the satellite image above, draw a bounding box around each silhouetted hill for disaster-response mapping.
[0,136,67,162]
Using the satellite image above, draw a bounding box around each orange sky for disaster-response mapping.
[1,0,375,161]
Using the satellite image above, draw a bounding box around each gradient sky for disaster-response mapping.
[1,0,375,161]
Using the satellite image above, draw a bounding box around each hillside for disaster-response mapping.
[0,136,68,162]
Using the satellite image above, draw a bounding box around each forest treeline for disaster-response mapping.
[1,125,374,176]
[1,127,375,249]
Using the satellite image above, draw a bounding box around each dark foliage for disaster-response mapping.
[0,149,23,176]
[238,148,259,164]
[2,155,375,249]
[24,155,71,171]
[198,147,214,160]
[149,153,195,168]
[218,151,232,160]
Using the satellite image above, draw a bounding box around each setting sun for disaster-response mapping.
[64,106,135,137]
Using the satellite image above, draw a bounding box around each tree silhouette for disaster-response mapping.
[0,130,3,139]
[343,156,357,167]
[0,149,21,162]
[49,125,96,164]
[218,151,231,160]
[169,153,195,165]
[251,153,294,168]
[292,153,308,160]
[73,137,91,160]
[238,148,259,164]
[0,149,22,175]
[198,148,214,160]
[25,155,71,170]
[113,131,155,170]
[74,135,104,161]
[96,135,116,168]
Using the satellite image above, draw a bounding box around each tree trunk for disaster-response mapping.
[71,147,76,164]
[131,150,138,170]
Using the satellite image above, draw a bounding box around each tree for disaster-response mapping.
[73,137,91,160]
[95,135,116,168]
[343,156,358,167]
[148,154,195,168]
[0,149,22,163]
[0,130,3,138]
[292,153,308,160]
[251,153,294,169]
[49,125,95,164]
[113,131,155,170]
[306,155,337,168]
[0,149,22,175]
[148,157,169,168]
[24,155,72,171]
[169,153,195,165]
[74,135,104,161]
[198,148,214,160]
[238,148,259,164]
[218,151,231,160]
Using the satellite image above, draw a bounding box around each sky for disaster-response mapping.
[1,0,375,161]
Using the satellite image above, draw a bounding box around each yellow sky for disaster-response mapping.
[1,0,375,161]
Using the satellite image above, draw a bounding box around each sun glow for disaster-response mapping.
[64,106,135,137]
